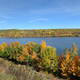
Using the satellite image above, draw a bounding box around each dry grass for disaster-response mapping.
[0,58,68,80]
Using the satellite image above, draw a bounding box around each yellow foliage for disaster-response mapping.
[60,53,72,77]
[2,42,7,48]
[16,45,29,62]
[61,73,67,76]
[25,41,31,46]
[40,40,46,50]
[17,55,26,62]
[13,41,20,48]
[25,41,32,52]
[21,46,29,56]
[46,46,51,48]
[0,45,4,51]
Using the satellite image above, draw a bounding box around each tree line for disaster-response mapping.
[0,29,80,38]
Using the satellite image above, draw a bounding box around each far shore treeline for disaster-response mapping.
[0,29,80,38]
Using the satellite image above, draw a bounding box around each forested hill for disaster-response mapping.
[0,29,80,38]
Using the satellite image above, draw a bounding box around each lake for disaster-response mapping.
[0,37,80,56]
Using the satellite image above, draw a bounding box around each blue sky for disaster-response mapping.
[0,0,80,29]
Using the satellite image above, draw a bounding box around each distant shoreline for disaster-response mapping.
[0,29,80,38]
[0,36,80,38]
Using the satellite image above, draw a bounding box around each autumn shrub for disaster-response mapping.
[31,42,40,53]
[2,42,7,48]
[16,44,33,65]
[0,44,4,51]
[25,41,32,53]
[38,47,58,73]
[16,45,28,62]
[40,40,46,50]
[60,53,72,78]
[3,45,15,59]
[13,41,20,48]
[0,44,4,57]
[21,45,29,56]
[64,43,78,57]
[68,55,80,77]
[60,43,79,78]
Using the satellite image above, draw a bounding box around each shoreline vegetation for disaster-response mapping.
[0,40,80,80]
[0,29,80,38]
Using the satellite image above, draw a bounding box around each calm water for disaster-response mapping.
[0,37,80,56]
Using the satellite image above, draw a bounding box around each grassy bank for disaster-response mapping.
[0,57,67,80]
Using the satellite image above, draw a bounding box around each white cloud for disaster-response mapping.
[29,18,49,23]
[0,21,7,23]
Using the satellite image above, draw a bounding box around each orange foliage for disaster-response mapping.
[68,55,80,77]
[31,51,36,59]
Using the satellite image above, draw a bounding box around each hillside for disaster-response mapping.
[0,29,80,38]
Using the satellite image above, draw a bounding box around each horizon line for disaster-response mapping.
[0,28,80,30]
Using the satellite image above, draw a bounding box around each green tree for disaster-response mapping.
[38,47,58,73]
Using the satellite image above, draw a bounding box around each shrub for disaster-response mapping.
[38,47,58,73]
[31,51,36,59]
[0,45,4,51]
[60,43,79,77]
[68,55,80,77]
[31,42,40,53]
[64,43,78,57]
[3,45,14,59]
[2,42,7,48]
[25,55,33,66]
[40,40,46,50]
[60,53,72,77]
[25,41,32,52]
[16,45,28,62]
[13,41,20,48]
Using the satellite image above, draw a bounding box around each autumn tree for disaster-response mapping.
[40,40,46,50]
[60,43,78,77]
[0,45,4,51]
[25,41,32,52]
[38,47,58,73]
[31,51,36,59]
[16,45,29,62]
[60,53,72,77]
[13,41,20,48]
[68,55,80,77]
[2,42,7,48]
